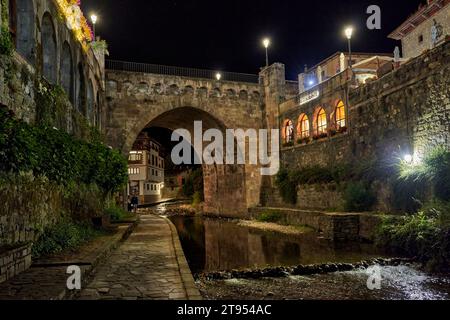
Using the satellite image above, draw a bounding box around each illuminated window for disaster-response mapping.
[128,153,143,162]
[335,101,346,128]
[316,108,327,135]
[128,168,140,175]
[284,120,294,143]
[297,114,310,139]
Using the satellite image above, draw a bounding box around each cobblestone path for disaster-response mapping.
[77,214,201,300]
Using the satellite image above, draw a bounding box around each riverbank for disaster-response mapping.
[237,220,314,236]
[197,263,450,300]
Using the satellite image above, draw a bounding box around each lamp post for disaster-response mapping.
[263,38,270,67]
[215,72,222,81]
[90,14,98,41]
[344,27,353,70]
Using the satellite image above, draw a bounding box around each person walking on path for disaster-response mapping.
[131,194,139,213]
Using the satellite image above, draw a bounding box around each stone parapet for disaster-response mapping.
[0,243,32,285]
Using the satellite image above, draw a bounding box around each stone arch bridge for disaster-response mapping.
[104,60,266,216]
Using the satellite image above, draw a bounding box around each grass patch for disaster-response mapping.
[257,210,282,223]
[32,220,102,258]
[105,205,130,222]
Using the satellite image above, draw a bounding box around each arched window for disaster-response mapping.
[335,100,346,128]
[283,119,294,144]
[316,108,327,135]
[13,0,35,63]
[41,13,57,84]
[297,114,310,139]
[86,80,94,122]
[76,63,86,113]
[60,42,74,103]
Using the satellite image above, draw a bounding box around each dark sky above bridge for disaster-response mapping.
[81,0,424,79]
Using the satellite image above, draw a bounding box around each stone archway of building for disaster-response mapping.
[124,107,249,217]
[77,63,86,114]
[41,12,57,84]
[13,0,35,63]
[60,42,74,103]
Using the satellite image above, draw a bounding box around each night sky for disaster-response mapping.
[81,0,424,79]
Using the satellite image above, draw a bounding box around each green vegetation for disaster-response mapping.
[257,210,282,223]
[0,99,127,253]
[0,25,13,56]
[0,106,128,196]
[104,204,136,222]
[35,83,70,129]
[343,182,376,212]
[397,146,450,202]
[275,168,297,204]
[192,191,203,206]
[391,146,450,213]
[376,200,450,272]
[90,40,110,55]
[376,147,450,272]
[182,167,204,204]
[32,219,102,258]
[275,162,378,208]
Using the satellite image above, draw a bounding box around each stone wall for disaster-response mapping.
[0,243,32,284]
[262,183,345,211]
[248,207,363,241]
[267,40,450,212]
[105,70,264,216]
[278,41,449,168]
[0,0,105,129]
[0,175,63,246]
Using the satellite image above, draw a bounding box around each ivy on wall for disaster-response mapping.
[0,106,128,196]
[0,25,13,56]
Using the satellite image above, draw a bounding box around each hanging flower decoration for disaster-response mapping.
[56,0,93,51]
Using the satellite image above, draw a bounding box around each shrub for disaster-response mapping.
[397,146,450,203]
[0,106,128,195]
[32,220,100,258]
[391,176,427,213]
[375,201,450,272]
[192,191,202,206]
[0,25,13,56]
[423,147,450,202]
[343,182,376,212]
[257,210,282,223]
[275,168,297,205]
[182,167,204,200]
[105,205,128,222]
[292,166,335,185]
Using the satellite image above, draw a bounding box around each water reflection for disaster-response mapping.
[169,216,384,274]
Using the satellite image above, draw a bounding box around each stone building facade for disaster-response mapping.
[265,40,450,211]
[0,0,105,283]
[127,132,165,204]
[389,0,450,60]
[0,0,105,129]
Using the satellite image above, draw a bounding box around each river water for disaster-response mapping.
[167,214,450,300]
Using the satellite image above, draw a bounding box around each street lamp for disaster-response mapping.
[262,38,270,67]
[215,72,222,81]
[90,14,98,40]
[344,26,354,70]
[404,154,413,163]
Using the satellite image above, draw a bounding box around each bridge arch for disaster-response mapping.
[105,68,264,216]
